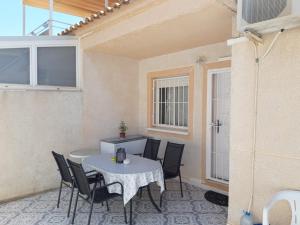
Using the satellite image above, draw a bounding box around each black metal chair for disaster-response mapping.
[51,151,102,217]
[160,142,185,207]
[138,138,161,198]
[143,138,161,160]
[67,159,127,225]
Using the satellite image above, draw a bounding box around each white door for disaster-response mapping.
[206,68,231,184]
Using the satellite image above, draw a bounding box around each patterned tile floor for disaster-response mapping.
[0,180,228,225]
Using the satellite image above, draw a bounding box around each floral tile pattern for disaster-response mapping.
[0,180,227,225]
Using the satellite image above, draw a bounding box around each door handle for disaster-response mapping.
[216,120,221,133]
[211,120,222,133]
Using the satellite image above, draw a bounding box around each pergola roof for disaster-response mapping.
[23,0,117,17]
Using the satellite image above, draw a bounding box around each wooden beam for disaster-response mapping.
[55,0,105,12]
[23,0,116,17]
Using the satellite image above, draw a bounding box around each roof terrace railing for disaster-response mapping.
[29,20,73,36]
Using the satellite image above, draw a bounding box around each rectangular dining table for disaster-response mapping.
[83,153,165,225]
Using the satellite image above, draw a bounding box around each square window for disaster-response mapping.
[37,46,77,87]
[0,48,30,85]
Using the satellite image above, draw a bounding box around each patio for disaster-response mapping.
[0,180,227,225]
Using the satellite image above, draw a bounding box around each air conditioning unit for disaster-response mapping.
[237,0,300,34]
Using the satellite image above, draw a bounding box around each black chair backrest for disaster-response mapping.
[52,151,73,183]
[162,142,185,176]
[67,159,91,197]
[143,138,161,160]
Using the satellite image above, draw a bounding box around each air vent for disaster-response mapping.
[242,0,287,24]
[237,0,300,34]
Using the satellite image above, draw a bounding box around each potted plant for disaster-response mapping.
[119,121,128,138]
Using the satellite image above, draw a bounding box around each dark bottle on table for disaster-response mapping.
[116,148,126,163]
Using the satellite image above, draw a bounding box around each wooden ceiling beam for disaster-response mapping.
[23,0,116,17]
[55,0,105,12]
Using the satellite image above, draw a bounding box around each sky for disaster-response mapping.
[0,0,82,36]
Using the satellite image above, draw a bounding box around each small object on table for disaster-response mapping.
[116,148,126,163]
[123,158,130,165]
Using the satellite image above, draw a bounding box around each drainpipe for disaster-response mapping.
[104,0,109,8]
[49,0,53,36]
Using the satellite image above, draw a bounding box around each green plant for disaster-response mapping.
[119,121,128,133]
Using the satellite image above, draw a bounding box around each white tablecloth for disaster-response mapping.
[83,153,164,205]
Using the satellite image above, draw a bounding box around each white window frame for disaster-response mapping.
[152,75,189,131]
[0,44,33,88]
[0,37,80,91]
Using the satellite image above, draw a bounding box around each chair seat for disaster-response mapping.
[92,187,121,203]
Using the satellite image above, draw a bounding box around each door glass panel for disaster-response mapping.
[209,71,231,183]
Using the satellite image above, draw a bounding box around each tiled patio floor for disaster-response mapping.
[0,180,227,225]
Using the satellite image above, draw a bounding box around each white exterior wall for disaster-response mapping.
[228,27,300,225]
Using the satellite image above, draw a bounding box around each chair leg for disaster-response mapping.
[57,180,63,208]
[123,205,127,224]
[71,191,79,224]
[99,180,104,207]
[179,171,183,198]
[160,178,166,207]
[87,201,94,225]
[101,178,109,211]
[159,159,163,165]
[106,200,109,211]
[130,199,132,225]
[67,184,75,217]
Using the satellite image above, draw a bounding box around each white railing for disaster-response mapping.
[29,20,73,36]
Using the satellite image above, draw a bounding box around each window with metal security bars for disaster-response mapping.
[153,76,189,130]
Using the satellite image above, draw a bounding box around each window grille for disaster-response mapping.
[153,76,189,130]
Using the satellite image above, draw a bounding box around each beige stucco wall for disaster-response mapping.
[0,91,82,201]
[0,51,139,201]
[81,51,139,148]
[138,42,230,184]
[228,27,300,224]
